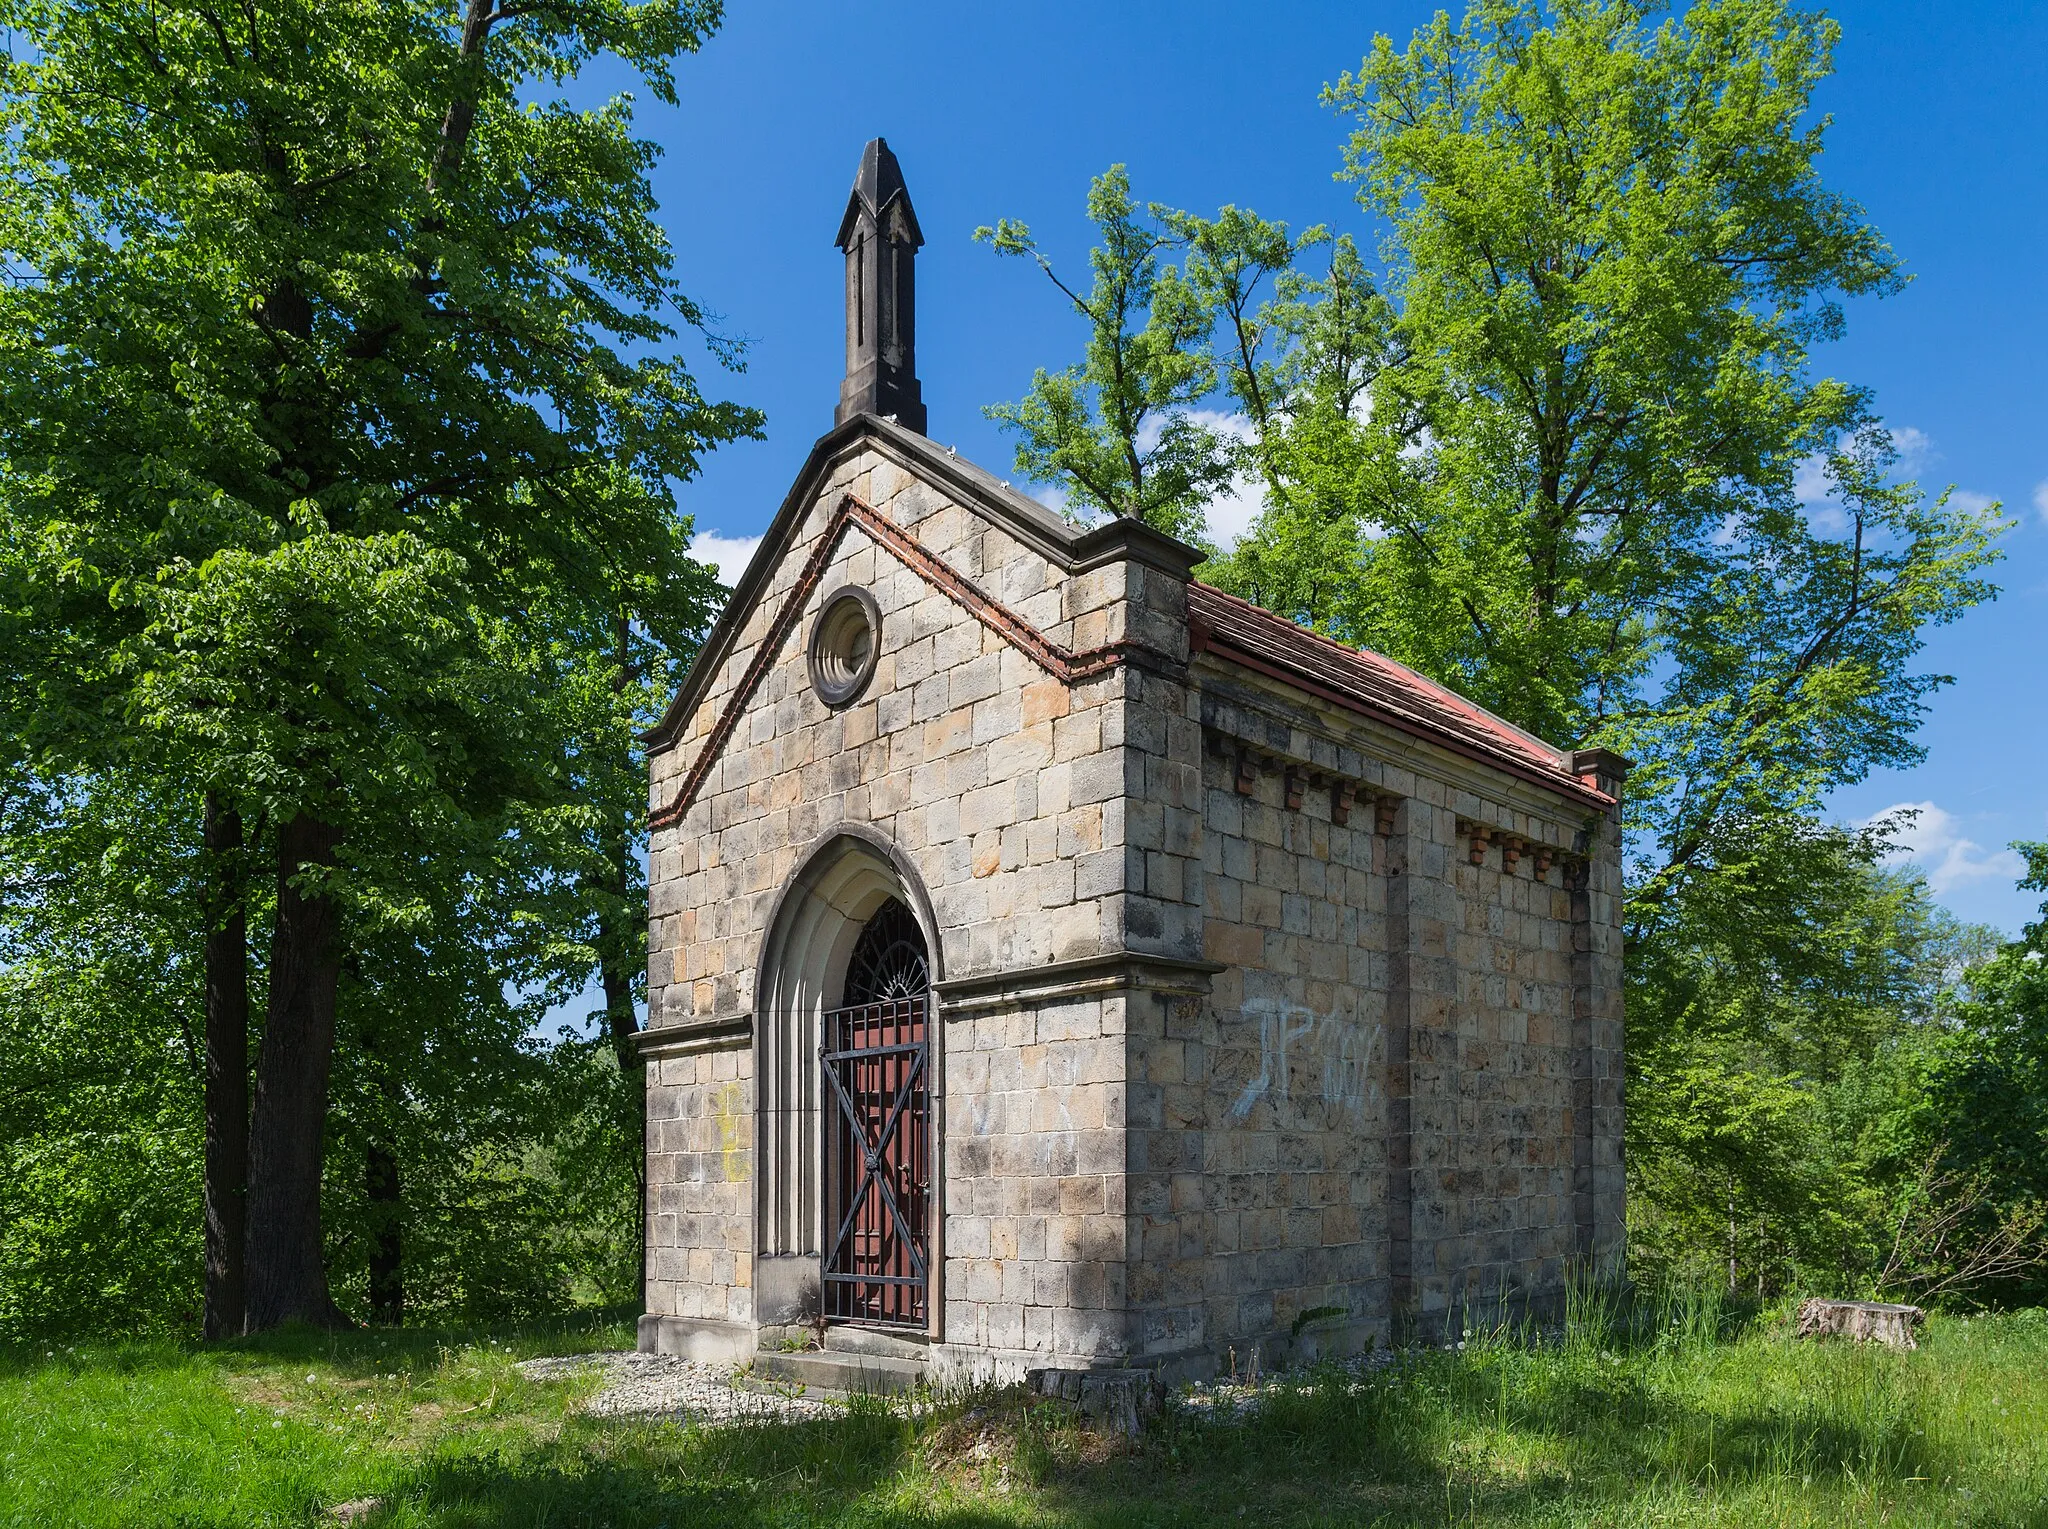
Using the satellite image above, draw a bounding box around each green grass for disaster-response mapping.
[4,1299,2046,1527]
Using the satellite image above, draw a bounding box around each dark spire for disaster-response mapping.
[835,138,926,434]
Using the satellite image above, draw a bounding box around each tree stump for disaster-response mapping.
[1794,1298,1925,1349]
[1025,1366,1166,1436]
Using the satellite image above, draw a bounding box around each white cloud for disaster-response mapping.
[1797,427,1936,504]
[1794,427,2003,533]
[692,531,763,587]
[1023,480,1074,519]
[2032,479,2048,525]
[1887,426,1935,469]
[1866,800,2025,895]
[1794,453,1834,505]
[1146,408,1274,552]
[1203,482,1264,550]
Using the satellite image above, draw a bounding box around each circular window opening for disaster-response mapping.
[808,586,881,707]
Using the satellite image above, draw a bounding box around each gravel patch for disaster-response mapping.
[518,1343,1429,1429]
[517,1351,837,1426]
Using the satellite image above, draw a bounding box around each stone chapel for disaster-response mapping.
[635,139,1629,1389]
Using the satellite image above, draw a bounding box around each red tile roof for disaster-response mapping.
[1186,582,1612,808]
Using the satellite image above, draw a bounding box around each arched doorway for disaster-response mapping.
[821,898,932,1327]
[752,830,938,1333]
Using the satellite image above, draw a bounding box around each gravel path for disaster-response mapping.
[516,1351,837,1426]
[519,1342,1420,1429]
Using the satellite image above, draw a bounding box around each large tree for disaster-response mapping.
[979,0,2010,1290]
[0,0,756,1330]
[982,0,2002,929]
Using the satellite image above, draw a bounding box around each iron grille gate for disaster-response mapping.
[821,995,930,1326]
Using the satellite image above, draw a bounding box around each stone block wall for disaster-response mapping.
[1405,788,1585,1327]
[636,421,1624,1373]
[936,989,1130,1377]
[1121,667,1626,1363]
[646,445,1142,1029]
[1120,741,1397,1369]
[644,1045,755,1348]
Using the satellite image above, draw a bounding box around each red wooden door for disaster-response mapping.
[821,995,930,1326]
[821,898,931,1328]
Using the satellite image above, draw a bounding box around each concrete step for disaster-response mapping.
[750,1347,927,1397]
[823,1324,928,1361]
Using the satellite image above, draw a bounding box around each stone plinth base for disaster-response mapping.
[638,1313,755,1362]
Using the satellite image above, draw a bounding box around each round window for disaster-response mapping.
[807,586,881,707]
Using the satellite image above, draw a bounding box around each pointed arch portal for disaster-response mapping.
[754,830,936,1330]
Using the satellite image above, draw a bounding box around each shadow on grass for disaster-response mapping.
[9,1304,2024,1528]
[374,1405,1029,1529]
[362,1349,1978,1529]
[0,1305,640,1383]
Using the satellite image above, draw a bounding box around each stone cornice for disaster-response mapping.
[1192,643,1613,813]
[632,950,1230,1049]
[631,1014,752,1058]
[1196,662,1612,831]
[934,951,1227,1016]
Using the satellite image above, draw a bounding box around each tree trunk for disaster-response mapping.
[201,794,249,1342]
[596,830,648,1298]
[1796,1298,1924,1349]
[599,935,640,1071]
[366,1140,402,1326]
[362,1007,404,1326]
[244,812,348,1331]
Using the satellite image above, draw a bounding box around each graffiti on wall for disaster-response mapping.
[1228,997,1384,1122]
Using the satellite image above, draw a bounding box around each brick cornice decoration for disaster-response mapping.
[1455,816,1589,884]
[651,494,1156,831]
[846,498,1142,684]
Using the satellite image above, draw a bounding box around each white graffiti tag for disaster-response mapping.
[1229,998,1384,1121]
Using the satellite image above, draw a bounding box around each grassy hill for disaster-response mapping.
[4,1297,2044,1527]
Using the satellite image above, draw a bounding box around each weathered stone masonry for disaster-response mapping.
[634,412,1626,1380]
[632,139,1626,1386]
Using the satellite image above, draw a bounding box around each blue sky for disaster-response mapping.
[626,0,2048,934]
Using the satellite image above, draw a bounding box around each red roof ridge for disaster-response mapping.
[1187,581,1606,805]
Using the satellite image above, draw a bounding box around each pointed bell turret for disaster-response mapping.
[835,138,926,434]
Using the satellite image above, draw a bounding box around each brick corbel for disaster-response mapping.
[1457,816,1587,879]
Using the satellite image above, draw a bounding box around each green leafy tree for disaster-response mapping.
[977,166,1234,539]
[0,0,757,1331]
[0,768,206,1335]
[1905,845,2048,1303]
[999,1,2003,912]
[988,0,2013,1294]
[1625,816,1996,1294]
[1211,0,2003,904]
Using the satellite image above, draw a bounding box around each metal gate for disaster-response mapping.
[821,899,931,1327]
